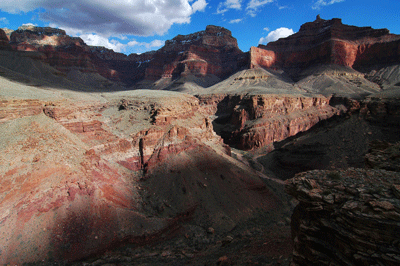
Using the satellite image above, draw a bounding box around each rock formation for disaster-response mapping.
[286,167,400,266]
[0,82,282,264]
[9,25,134,85]
[8,25,245,89]
[0,28,11,50]
[253,17,400,80]
[283,100,400,265]
[1,16,400,265]
[144,25,243,81]
[198,91,339,150]
[6,18,400,92]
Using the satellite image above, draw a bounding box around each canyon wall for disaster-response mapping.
[144,25,243,80]
[0,28,11,50]
[7,25,244,87]
[284,100,400,265]
[198,93,339,150]
[253,17,400,79]
[0,87,280,264]
[5,18,400,88]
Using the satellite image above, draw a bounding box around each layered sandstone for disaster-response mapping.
[144,25,243,81]
[253,17,400,79]
[0,84,279,264]
[9,25,131,84]
[9,25,245,88]
[198,93,339,150]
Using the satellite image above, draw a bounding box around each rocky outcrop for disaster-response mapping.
[1,28,13,40]
[365,141,400,172]
[7,19,400,90]
[144,25,243,81]
[255,17,400,79]
[249,46,276,69]
[199,93,339,150]
[10,26,98,73]
[286,168,400,266]
[0,28,11,50]
[0,87,280,265]
[8,25,244,88]
[361,95,400,126]
[9,25,132,84]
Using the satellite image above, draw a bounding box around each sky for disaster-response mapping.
[0,0,399,55]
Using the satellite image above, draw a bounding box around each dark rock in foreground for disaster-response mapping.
[286,167,400,266]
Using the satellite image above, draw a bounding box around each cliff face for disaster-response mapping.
[7,19,400,90]
[198,93,339,150]
[0,28,11,50]
[286,166,400,266]
[8,25,244,87]
[253,17,400,79]
[0,85,281,264]
[9,25,144,85]
[144,25,243,80]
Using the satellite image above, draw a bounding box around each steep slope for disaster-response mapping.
[0,28,11,50]
[249,16,400,97]
[9,25,245,91]
[133,25,245,92]
[256,16,400,78]
[0,79,284,264]
[295,64,381,98]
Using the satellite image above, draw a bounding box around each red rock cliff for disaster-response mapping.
[253,17,400,78]
[144,25,243,80]
[198,93,339,150]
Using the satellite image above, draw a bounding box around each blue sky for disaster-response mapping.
[0,0,399,55]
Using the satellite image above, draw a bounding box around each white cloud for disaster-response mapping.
[259,27,294,44]
[263,27,270,31]
[246,0,274,17]
[0,17,9,24]
[128,39,165,50]
[229,18,243,24]
[217,0,242,14]
[0,0,206,37]
[192,0,208,12]
[80,34,126,53]
[312,0,344,10]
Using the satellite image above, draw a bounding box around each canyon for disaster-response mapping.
[0,16,399,265]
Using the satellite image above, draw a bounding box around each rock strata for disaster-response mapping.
[144,25,243,81]
[0,28,11,50]
[255,17,400,79]
[9,25,245,88]
[199,93,339,150]
[0,87,278,265]
[286,168,400,266]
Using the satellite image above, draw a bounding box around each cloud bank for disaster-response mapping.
[259,27,294,44]
[0,0,206,37]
